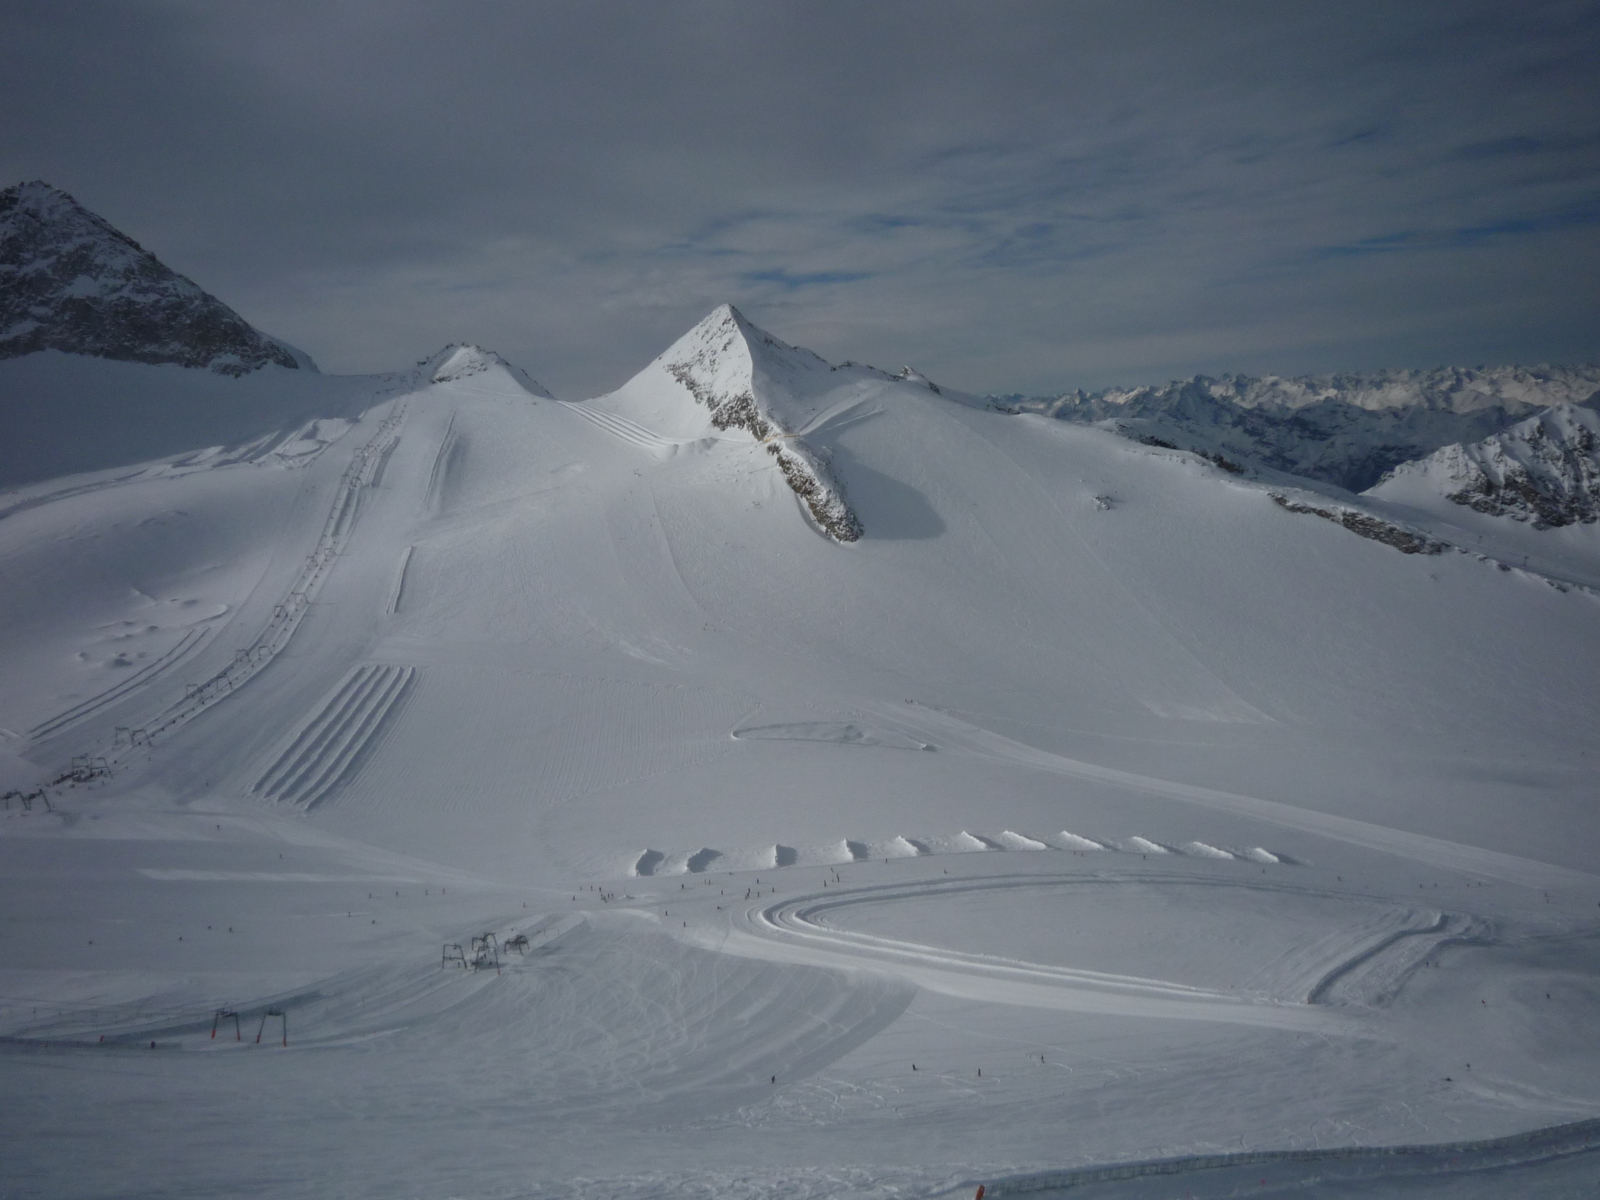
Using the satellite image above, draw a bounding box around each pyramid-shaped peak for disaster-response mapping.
[1,179,302,375]
[680,302,757,344]
[631,305,836,445]
[6,181,108,223]
[588,305,860,540]
[423,343,553,398]
[695,301,745,332]
[662,304,834,380]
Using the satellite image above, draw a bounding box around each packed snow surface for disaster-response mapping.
[3,309,1600,1200]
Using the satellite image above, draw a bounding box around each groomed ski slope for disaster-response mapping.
[2,315,1600,1199]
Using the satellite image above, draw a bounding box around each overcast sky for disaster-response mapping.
[4,0,1598,396]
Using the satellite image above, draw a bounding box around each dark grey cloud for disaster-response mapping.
[2,0,1596,395]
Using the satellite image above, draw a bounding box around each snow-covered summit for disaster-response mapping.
[600,304,835,438]
[1368,403,1600,529]
[0,181,303,376]
[588,305,862,541]
[422,343,553,398]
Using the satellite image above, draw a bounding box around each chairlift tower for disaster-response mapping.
[469,933,500,972]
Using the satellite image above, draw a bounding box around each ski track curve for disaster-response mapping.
[423,409,456,510]
[1303,911,1472,1006]
[709,872,1426,1030]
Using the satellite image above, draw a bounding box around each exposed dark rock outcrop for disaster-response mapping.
[1368,404,1600,529]
[0,181,300,376]
[661,305,862,542]
[1270,494,1446,555]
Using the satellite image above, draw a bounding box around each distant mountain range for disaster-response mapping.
[990,366,1600,494]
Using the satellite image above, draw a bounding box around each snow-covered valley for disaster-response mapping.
[3,185,1600,1200]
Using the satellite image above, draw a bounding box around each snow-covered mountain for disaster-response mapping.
[420,342,553,396]
[4,219,1600,1196]
[585,304,862,540]
[997,366,1600,492]
[1369,403,1600,529]
[0,181,304,375]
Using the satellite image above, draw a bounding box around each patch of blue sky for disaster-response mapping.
[439,275,521,294]
[847,213,937,234]
[653,210,788,255]
[972,235,1125,272]
[1450,200,1600,242]
[651,242,745,261]
[912,140,1024,171]
[986,146,1153,190]
[1332,124,1394,149]
[743,268,872,291]
[908,136,1161,206]
[1453,135,1550,161]
[1315,195,1600,258]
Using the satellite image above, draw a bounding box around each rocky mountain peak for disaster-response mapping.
[595,305,860,542]
[0,180,301,376]
[653,304,833,438]
[1371,403,1600,529]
